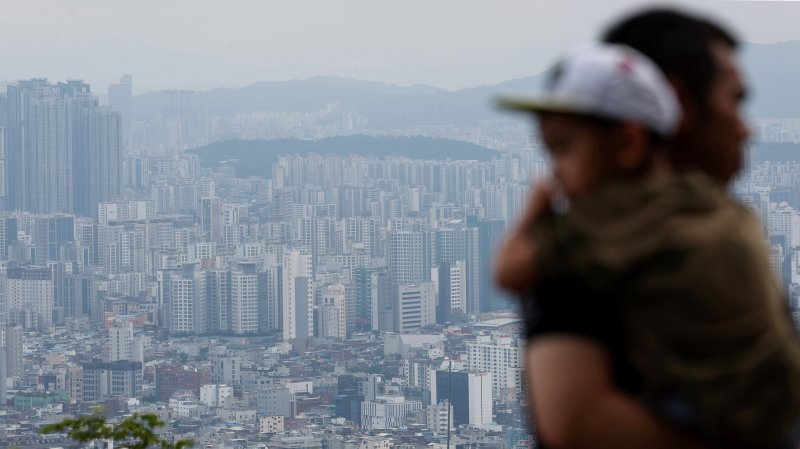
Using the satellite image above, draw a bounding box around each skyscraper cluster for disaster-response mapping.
[2,79,122,217]
[0,121,545,362]
[0,70,793,449]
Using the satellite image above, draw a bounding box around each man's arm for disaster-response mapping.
[528,336,716,449]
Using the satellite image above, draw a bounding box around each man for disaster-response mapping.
[604,9,749,185]
[498,9,755,449]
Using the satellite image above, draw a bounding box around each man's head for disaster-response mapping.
[603,8,750,184]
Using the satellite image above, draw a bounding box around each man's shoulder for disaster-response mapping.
[559,172,762,273]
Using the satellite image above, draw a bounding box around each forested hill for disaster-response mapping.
[189,135,498,178]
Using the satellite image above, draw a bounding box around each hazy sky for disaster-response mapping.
[2,0,799,93]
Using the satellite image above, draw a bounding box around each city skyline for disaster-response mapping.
[1,3,800,449]
[0,72,799,447]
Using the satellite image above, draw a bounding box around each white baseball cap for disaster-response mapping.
[499,43,681,137]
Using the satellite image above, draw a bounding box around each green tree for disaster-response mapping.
[41,410,194,449]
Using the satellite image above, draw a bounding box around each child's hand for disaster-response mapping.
[495,181,554,293]
[520,180,556,229]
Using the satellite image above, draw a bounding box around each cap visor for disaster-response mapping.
[496,94,592,115]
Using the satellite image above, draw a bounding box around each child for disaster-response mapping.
[497,44,800,448]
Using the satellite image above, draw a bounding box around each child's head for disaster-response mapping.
[537,111,664,198]
[500,44,680,199]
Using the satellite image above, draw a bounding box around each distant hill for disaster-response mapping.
[131,73,551,127]
[189,135,497,178]
[134,41,800,125]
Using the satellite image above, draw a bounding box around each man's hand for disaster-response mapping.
[528,336,715,449]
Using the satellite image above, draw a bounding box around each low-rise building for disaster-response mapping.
[259,415,285,434]
[200,383,233,407]
[361,395,423,430]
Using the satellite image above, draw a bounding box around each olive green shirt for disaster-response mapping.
[533,172,800,447]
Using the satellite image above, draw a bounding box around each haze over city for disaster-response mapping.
[3,0,800,92]
[1,2,800,449]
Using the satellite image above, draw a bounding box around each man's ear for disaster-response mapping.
[669,77,695,132]
[615,123,649,171]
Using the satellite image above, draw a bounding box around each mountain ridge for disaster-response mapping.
[133,41,800,123]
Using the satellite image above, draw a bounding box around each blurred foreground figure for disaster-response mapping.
[496,9,800,449]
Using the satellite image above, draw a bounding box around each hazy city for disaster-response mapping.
[1,2,800,449]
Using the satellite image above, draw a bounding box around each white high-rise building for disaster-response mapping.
[5,79,121,217]
[109,320,134,361]
[318,283,346,339]
[769,202,800,248]
[131,336,148,363]
[262,257,282,333]
[162,265,207,335]
[108,74,132,146]
[170,277,199,334]
[200,197,223,243]
[6,266,53,330]
[0,127,6,207]
[80,106,122,217]
[0,347,7,406]
[449,260,467,314]
[231,266,259,335]
[395,282,437,333]
[0,325,23,378]
[282,250,313,343]
[466,334,524,396]
[387,230,429,286]
[22,83,83,214]
[468,372,493,426]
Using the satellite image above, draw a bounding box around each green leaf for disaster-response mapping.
[40,413,194,449]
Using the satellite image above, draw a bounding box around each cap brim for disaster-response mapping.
[496,94,593,115]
